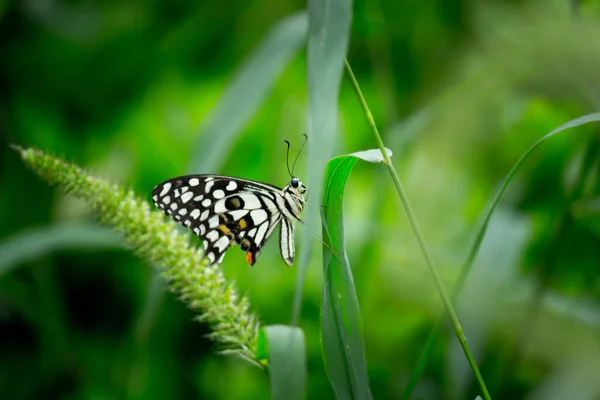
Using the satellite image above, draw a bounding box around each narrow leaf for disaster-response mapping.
[0,223,122,278]
[258,325,306,400]
[320,149,388,400]
[403,112,600,398]
[292,0,352,326]
[188,12,308,173]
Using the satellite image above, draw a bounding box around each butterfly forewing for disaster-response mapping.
[152,175,291,266]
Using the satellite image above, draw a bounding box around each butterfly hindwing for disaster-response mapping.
[279,218,295,266]
[152,175,284,265]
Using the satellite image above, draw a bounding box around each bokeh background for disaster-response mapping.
[3,0,600,399]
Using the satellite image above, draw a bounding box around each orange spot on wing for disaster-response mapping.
[245,251,254,265]
[238,218,247,229]
[218,225,230,235]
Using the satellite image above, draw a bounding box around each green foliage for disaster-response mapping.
[13,146,261,365]
[3,1,600,399]
[0,223,121,278]
[189,12,308,173]
[321,149,390,400]
[403,112,600,399]
[258,325,307,400]
[292,0,353,325]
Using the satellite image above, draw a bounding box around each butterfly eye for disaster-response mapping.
[290,177,300,188]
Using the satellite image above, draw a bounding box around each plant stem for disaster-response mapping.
[400,113,600,398]
[343,58,491,400]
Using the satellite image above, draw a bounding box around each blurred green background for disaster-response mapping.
[3,0,600,399]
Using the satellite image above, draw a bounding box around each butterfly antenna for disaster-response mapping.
[312,233,342,257]
[295,218,342,259]
[284,140,293,178]
[291,134,308,176]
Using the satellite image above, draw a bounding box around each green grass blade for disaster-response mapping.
[320,149,389,400]
[343,59,491,400]
[0,223,122,278]
[187,12,308,173]
[256,325,306,400]
[403,112,600,399]
[292,0,352,326]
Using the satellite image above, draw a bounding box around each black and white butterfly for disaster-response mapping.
[151,137,307,267]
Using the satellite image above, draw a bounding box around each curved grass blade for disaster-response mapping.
[402,112,600,399]
[292,0,353,326]
[256,325,306,400]
[0,223,122,278]
[321,148,391,400]
[343,59,490,398]
[187,12,308,173]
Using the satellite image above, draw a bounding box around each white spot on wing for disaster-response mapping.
[181,192,193,203]
[199,224,206,235]
[214,200,227,213]
[189,178,200,186]
[200,210,209,221]
[152,195,158,202]
[250,209,268,225]
[262,197,276,210]
[255,222,269,245]
[229,210,248,221]
[190,209,201,219]
[239,194,261,209]
[206,230,219,242]
[226,181,237,191]
[193,227,199,235]
[215,235,229,252]
[159,182,171,196]
[205,181,215,192]
[248,228,257,238]
[213,189,225,199]
[178,208,187,216]
[208,216,219,228]
[162,196,171,204]
[194,195,204,202]
[181,186,189,193]
[207,252,215,263]
[170,203,178,210]
[202,199,212,207]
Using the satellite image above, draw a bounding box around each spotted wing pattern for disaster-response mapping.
[152,175,286,266]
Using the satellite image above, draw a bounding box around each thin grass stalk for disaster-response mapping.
[343,59,491,400]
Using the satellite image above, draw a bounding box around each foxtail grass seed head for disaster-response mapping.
[15,146,260,365]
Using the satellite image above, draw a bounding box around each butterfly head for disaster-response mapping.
[290,177,307,194]
[284,135,308,200]
[284,176,307,208]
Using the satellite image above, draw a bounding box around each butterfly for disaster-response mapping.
[151,136,307,266]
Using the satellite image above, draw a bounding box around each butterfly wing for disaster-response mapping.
[278,218,295,266]
[152,175,283,265]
